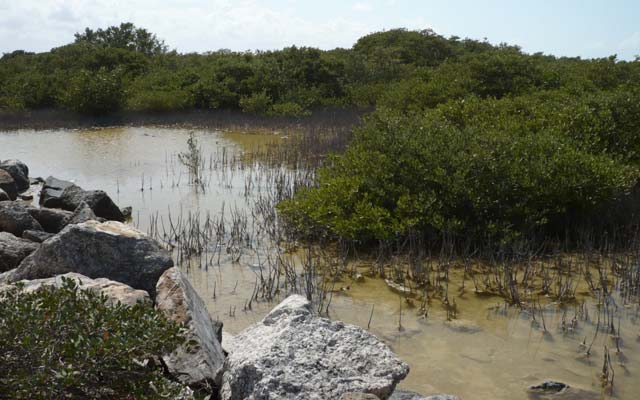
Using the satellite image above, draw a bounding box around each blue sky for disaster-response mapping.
[1,0,638,60]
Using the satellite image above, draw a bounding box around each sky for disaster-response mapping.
[0,0,638,60]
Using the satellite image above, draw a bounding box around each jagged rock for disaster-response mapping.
[2,272,150,307]
[221,331,237,356]
[64,201,98,225]
[27,207,73,233]
[22,230,54,243]
[0,170,18,201]
[0,221,173,295]
[526,380,599,399]
[220,295,409,400]
[156,267,225,391]
[0,160,29,192]
[40,176,75,208]
[0,232,39,272]
[390,390,460,400]
[40,177,123,222]
[341,394,381,400]
[528,381,568,394]
[121,206,133,219]
[62,186,125,222]
[0,201,43,236]
[0,188,10,202]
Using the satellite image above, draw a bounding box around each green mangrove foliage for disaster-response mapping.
[5,24,638,117]
[0,278,187,399]
[279,88,640,244]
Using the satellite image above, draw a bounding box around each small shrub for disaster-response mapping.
[0,277,187,399]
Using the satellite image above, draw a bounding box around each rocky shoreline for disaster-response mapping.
[0,158,463,399]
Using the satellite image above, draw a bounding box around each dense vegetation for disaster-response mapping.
[3,23,640,247]
[0,278,187,399]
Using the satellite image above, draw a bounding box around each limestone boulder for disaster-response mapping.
[0,201,43,236]
[0,232,39,272]
[22,230,54,243]
[27,207,73,233]
[0,159,29,192]
[0,221,173,295]
[0,188,10,202]
[156,267,225,392]
[2,272,150,306]
[220,295,409,400]
[0,170,17,200]
[390,390,460,400]
[40,176,124,222]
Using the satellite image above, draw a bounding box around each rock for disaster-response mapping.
[40,176,75,208]
[220,295,409,400]
[0,188,10,202]
[390,390,460,400]
[64,201,98,225]
[341,394,381,400]
[156,267,226,391]
[0,160,29,192]
[18,193,33,201]
[2,272,150,307]
[528,381,568,394]
[22,230,54,243]
[0,170,18,200]
[526,381,599,399]
[62,186,125,222]
[40,177,124,221]
[0,232,39,272]
[0,201,43,236]
[27,207,73,233]
[221,331,237,355]
[121,206,133,218]
[0,220,173,295]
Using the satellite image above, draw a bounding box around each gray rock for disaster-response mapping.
[156,267,226,392]
[220,295,409,400]
[221,331,237,356]
[22,230,54,243]
[341,394,381,400]
[40,177,124,222]
[0,170,18,200]
[390,390,460,400]
[0,160,29,192]
[528,381,568,394]
[40,176,73,208]
[527,381,599,399]
[0,232,39,272]
[64,201,98,225]
[2,272,150,307]
[0,188,10,202]
[62,185,125,222]
[0,201,43,236]
[121,206,133,219]
[27,207,73,233]
[0,220,173,295]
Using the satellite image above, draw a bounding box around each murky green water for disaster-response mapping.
[2,127,639,400]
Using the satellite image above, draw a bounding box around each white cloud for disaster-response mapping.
[0,0,373,53]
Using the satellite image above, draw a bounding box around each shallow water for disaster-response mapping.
[2,127,639,400]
